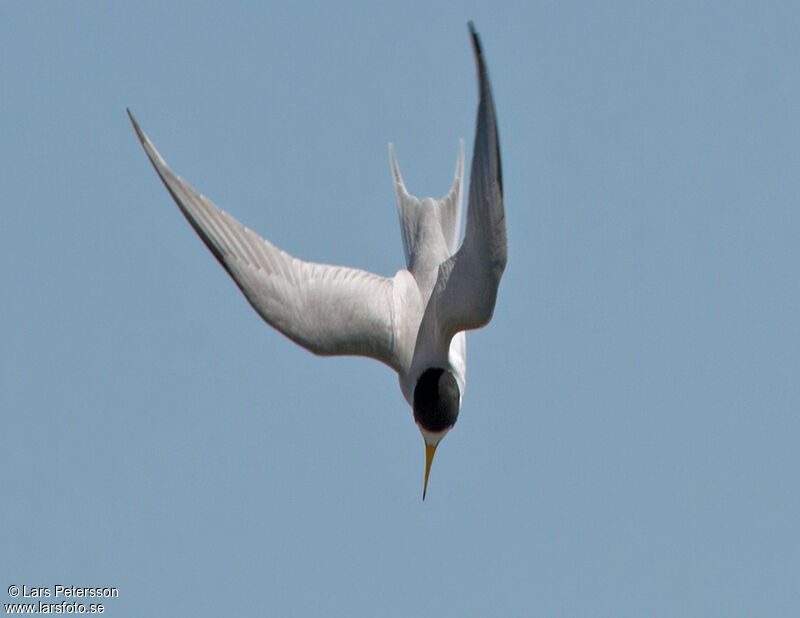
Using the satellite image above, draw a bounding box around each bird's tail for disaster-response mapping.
[388,141,465,267]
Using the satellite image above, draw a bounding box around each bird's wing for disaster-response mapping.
[128,110,406,372]
[428,23,506,343]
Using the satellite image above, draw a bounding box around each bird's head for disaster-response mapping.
[413,367,460,500]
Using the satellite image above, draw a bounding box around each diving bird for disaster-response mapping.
[128,22,505,499]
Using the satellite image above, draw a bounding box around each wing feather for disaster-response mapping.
[432,23,506,341]
[128,110,404,371]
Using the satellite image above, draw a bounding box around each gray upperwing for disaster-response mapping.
[427,23,506,343]
[128,109,409,372]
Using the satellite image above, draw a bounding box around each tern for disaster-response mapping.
[128,22,505,499]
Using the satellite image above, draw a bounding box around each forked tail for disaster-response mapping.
[388,141,465,269]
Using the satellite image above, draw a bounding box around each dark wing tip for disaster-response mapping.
[466,23,503,199]
[468,21,482,57]
[126,108,147,146]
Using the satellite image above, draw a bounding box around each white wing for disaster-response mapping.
[425,23,506,345]
[128,110,406,372]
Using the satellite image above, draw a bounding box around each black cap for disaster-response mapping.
[413,368,460,432]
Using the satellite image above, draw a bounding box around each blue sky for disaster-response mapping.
[3,1,799,616]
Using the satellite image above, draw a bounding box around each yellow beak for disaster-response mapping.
[423,443,438,501]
